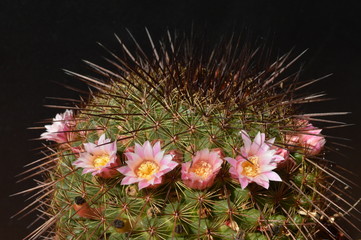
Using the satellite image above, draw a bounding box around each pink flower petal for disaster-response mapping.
[229,166,238,177]
[164,161,178,171]
[138,180,151,190]
[82,168,95,174]
[250,132,262,154]
[98,134,106,145]
[239,177,249,189]
[259,164,277,172]
[225,157,237,167]
[241,130,252,153]
[254,177,269,189]
[153,177,163,185]
[267,138,275,145]
[122,176,140,185]
[84,142,96,153]
[143,141,154,159]
[125,152,143,167]
[117,166,132,175]
[153,141,161,155]
[134,143,145,158]
[155,151,166,163]
[264,171,282,181]
[258,151,275,165]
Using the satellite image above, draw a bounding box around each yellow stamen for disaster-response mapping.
[135,160,160,180]
[93,155,110,169]
[241,156,260,177]
[190,161,212,179]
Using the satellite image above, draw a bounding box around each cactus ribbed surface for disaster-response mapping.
[18,31,360,240]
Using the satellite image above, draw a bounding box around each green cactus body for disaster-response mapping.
[20,32,360,240]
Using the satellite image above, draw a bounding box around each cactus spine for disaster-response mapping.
[18,31,360,240]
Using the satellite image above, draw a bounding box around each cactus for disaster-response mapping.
[17,31,360,240]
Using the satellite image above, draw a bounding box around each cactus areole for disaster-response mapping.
[20,31,360,240]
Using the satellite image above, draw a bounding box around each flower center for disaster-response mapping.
[190,161,212,179]
[135,160,160,180]
[241,156,260,177]
[93,155,110,169]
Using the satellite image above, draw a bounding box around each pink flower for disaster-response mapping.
[117,141,178,190]
[225,131,282,189]
[285,119,310,149]
[286,119,326,155]
[41,109,75,143]
[181,149,223,190]
[73,134,120,178]
[298,128,326,155]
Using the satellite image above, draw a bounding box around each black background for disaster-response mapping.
[1,0,360,239]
